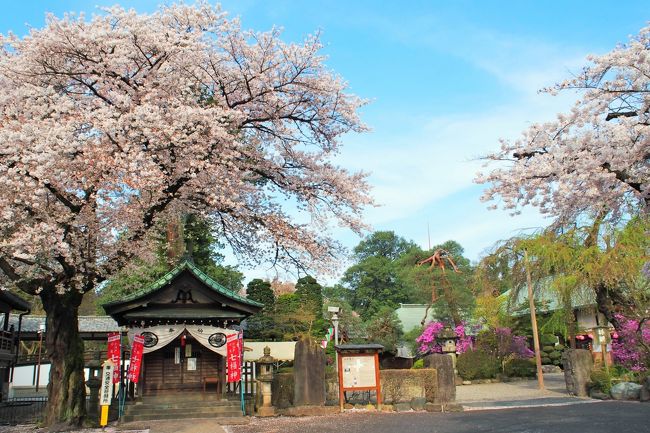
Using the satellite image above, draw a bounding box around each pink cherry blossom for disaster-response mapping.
[0,4,372,296]
[476,25,650,223]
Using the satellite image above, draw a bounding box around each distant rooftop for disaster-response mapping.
[0,315,121,335]
[396,304,435,332]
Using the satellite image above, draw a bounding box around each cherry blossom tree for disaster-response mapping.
[477,25,649,347]
[477,25,649,221]
[0,4,371,426]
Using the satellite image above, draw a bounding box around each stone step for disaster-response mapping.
[126,399,238,410]
[124,406,242,417]
[120,410,244,422]
[124,400,241,414]
[137,393,232,403]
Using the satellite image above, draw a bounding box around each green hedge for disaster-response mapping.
[380,368,438,403]
[457,349,500,380]
[503,357,536,377]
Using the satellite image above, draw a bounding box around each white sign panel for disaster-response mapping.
[99,361,115,406]
[187,357,197,371]
[341,356,376,388]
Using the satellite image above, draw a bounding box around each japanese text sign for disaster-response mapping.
[226,332,242,383]
[99,360,115,406]
[106,332,121,383]
[127,334,144,383]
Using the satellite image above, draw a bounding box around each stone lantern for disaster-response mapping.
[436,326,459,354]
[256,346,276,417]
[85,351,103,424]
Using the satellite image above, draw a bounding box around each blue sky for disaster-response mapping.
[2,1,648,282]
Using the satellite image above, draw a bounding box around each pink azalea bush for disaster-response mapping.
[481,327,535,360]
[416,322,473,354]
[611,314,650,372]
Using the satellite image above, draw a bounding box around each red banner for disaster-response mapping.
[226,332,242,383]
[106,332,121,383]
[127,335,144,383]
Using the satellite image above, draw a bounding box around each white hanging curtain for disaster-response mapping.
[128,325,184,354]
[128,324,237,356]
[185,325,237,357]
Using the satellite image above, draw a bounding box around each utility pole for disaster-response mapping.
[524,249,545,390]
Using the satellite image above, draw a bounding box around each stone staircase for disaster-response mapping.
[120,393,244,422]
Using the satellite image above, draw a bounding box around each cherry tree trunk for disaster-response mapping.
[40,289,87,429]
[595,282,625,333]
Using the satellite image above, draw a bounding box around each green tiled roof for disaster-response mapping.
[103,260,263,308]
[502,283,595,317]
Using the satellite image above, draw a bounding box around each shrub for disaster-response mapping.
[503,357,536,378]
[412,359,424,369]
[475,327,534,363]
[611,314,650,372]
[540,334,558,346]
[589,368,613,394]
[457,349,500,380]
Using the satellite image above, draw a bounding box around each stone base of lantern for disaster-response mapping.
[257,406,276,417]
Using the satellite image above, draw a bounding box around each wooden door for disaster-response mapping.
[142,336,221,393]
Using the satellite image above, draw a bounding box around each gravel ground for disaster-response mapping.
[455,372,568,403]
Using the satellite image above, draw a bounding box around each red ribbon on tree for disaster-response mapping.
[106,332,121,384]
[127,335,145,383]
[226,332,242,383]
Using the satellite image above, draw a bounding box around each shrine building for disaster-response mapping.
[102,259,263,396]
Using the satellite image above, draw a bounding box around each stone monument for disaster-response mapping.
[293,337,326,406]
[562,349,593,397]
[423,353,456,403]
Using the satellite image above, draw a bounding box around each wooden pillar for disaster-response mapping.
[337,353,344,412]
[374,353,382,408]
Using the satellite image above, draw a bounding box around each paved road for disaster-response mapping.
[225,401,649,433]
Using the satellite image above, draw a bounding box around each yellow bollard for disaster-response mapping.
[100,404,109,427]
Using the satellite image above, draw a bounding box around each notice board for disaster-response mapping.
[341,355,377,388]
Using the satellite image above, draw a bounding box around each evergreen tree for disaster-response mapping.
[295,275,326,335]
[341,231,418,319]
[244,279,277,340]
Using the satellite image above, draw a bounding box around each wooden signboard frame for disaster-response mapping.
[336,347,382,411]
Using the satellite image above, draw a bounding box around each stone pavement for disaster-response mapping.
[118,419,229,433]
[455,372,593,410]
[0,418,240,433]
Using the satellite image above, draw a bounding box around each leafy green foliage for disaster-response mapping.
[244,279,276,340]
[295,275,325,332]
[340,232,475,324]
[99,214,244,306]
[246,279,275,307]
[590,368,614,394]
[477,216,649,340]
[503,357,536,378]
[398,241,476,325]
[364,306,404,354]
[342,231,417,319]
[342,254,410,320]
[272,293,315,340]
[456,349,500,380]
[411,358,424,369]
